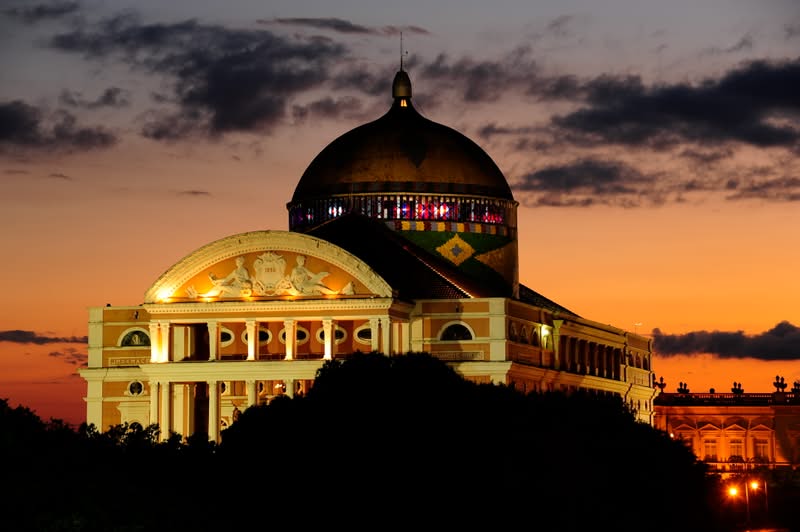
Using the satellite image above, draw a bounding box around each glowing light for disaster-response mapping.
[728,486,739,497]
[157,289,173,302]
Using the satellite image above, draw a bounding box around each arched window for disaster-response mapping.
[439,323,473,341]
[121,329,150,347]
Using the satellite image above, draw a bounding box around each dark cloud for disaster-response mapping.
[49,13,349,139]
[477,123,538,140]
[175,190,211,197]
[1,1,79,24]
[551,57,800,150]
[652,321,800,360]
[0,330,87,345]
[381,25,429,36]
[292,96,364,122]
[48,172,72,180]
[260,17,375,34]
[420,47,540,102]
[415,47,584,103]
[59,87,131,109]
[4,169,29,175]
[0,100,117,152]
[679,147,734,166]
[512,158,656,207]
[331,68,393,96]
[702,35,754,56]
[726,176,800,201]
[48,347,87,366]
[259,17,430,36]
[546,15,576,38]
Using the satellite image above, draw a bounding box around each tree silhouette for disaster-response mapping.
[0,354,737,531]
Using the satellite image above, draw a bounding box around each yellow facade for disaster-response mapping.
[80,233,657,440]
[80,71,657,440]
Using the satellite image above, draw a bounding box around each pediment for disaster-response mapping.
[144,231,393,303]
[723,423,746,433]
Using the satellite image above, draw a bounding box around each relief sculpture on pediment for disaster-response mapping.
[187,252,342,299]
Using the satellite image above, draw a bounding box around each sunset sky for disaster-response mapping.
[1,0,799,426]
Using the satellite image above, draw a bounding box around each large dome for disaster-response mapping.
[290,72,513,204]
[287,70,520,298]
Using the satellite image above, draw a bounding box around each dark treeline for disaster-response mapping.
[2,352,793,531]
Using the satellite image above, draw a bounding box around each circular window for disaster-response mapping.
[354,324,372,345]
[241,328,272,345]
[220,328,234,347]
[128,381,144,396]
[279,326,309,345]
[316,325,347,345]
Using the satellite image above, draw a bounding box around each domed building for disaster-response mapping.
[80,69,657,440]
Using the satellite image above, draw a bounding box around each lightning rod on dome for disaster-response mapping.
[400,31,408,71]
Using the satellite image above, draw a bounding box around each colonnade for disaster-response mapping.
[559,336,625,380]
[144,314,409,441]
[147,316,405,364]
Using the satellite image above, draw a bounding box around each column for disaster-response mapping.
[172,384,185,436]
[380,317,391,355]
[149,323,160,363]
[552,319,563,370]
[246,380,257,408]
[369,318,380,352]
[285,379,295,398]
[149,380,159,427]
[399,321,411,354]
[246,320,257,361]
[392,321,401,354]
[158,322,170,363]
[207,321,219,361]
[159,381,170,441]
[322,319,333,360]
[208,380,219,442]
[284,319,296,360]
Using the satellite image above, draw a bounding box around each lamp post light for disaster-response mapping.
[749,479,769,523]
[727,479,759,527]
[744,480,752,525]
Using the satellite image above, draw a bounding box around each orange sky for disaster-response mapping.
[1,0,798,426]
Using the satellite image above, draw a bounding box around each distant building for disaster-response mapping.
[80,69,656,441]
[654,379,800,473]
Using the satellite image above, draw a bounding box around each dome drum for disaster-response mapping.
[289,193,516,232]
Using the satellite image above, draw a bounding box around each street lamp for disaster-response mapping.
[749,479,769,522]
[727,480,756,526]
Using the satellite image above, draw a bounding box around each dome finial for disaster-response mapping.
[393,32,412,100]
